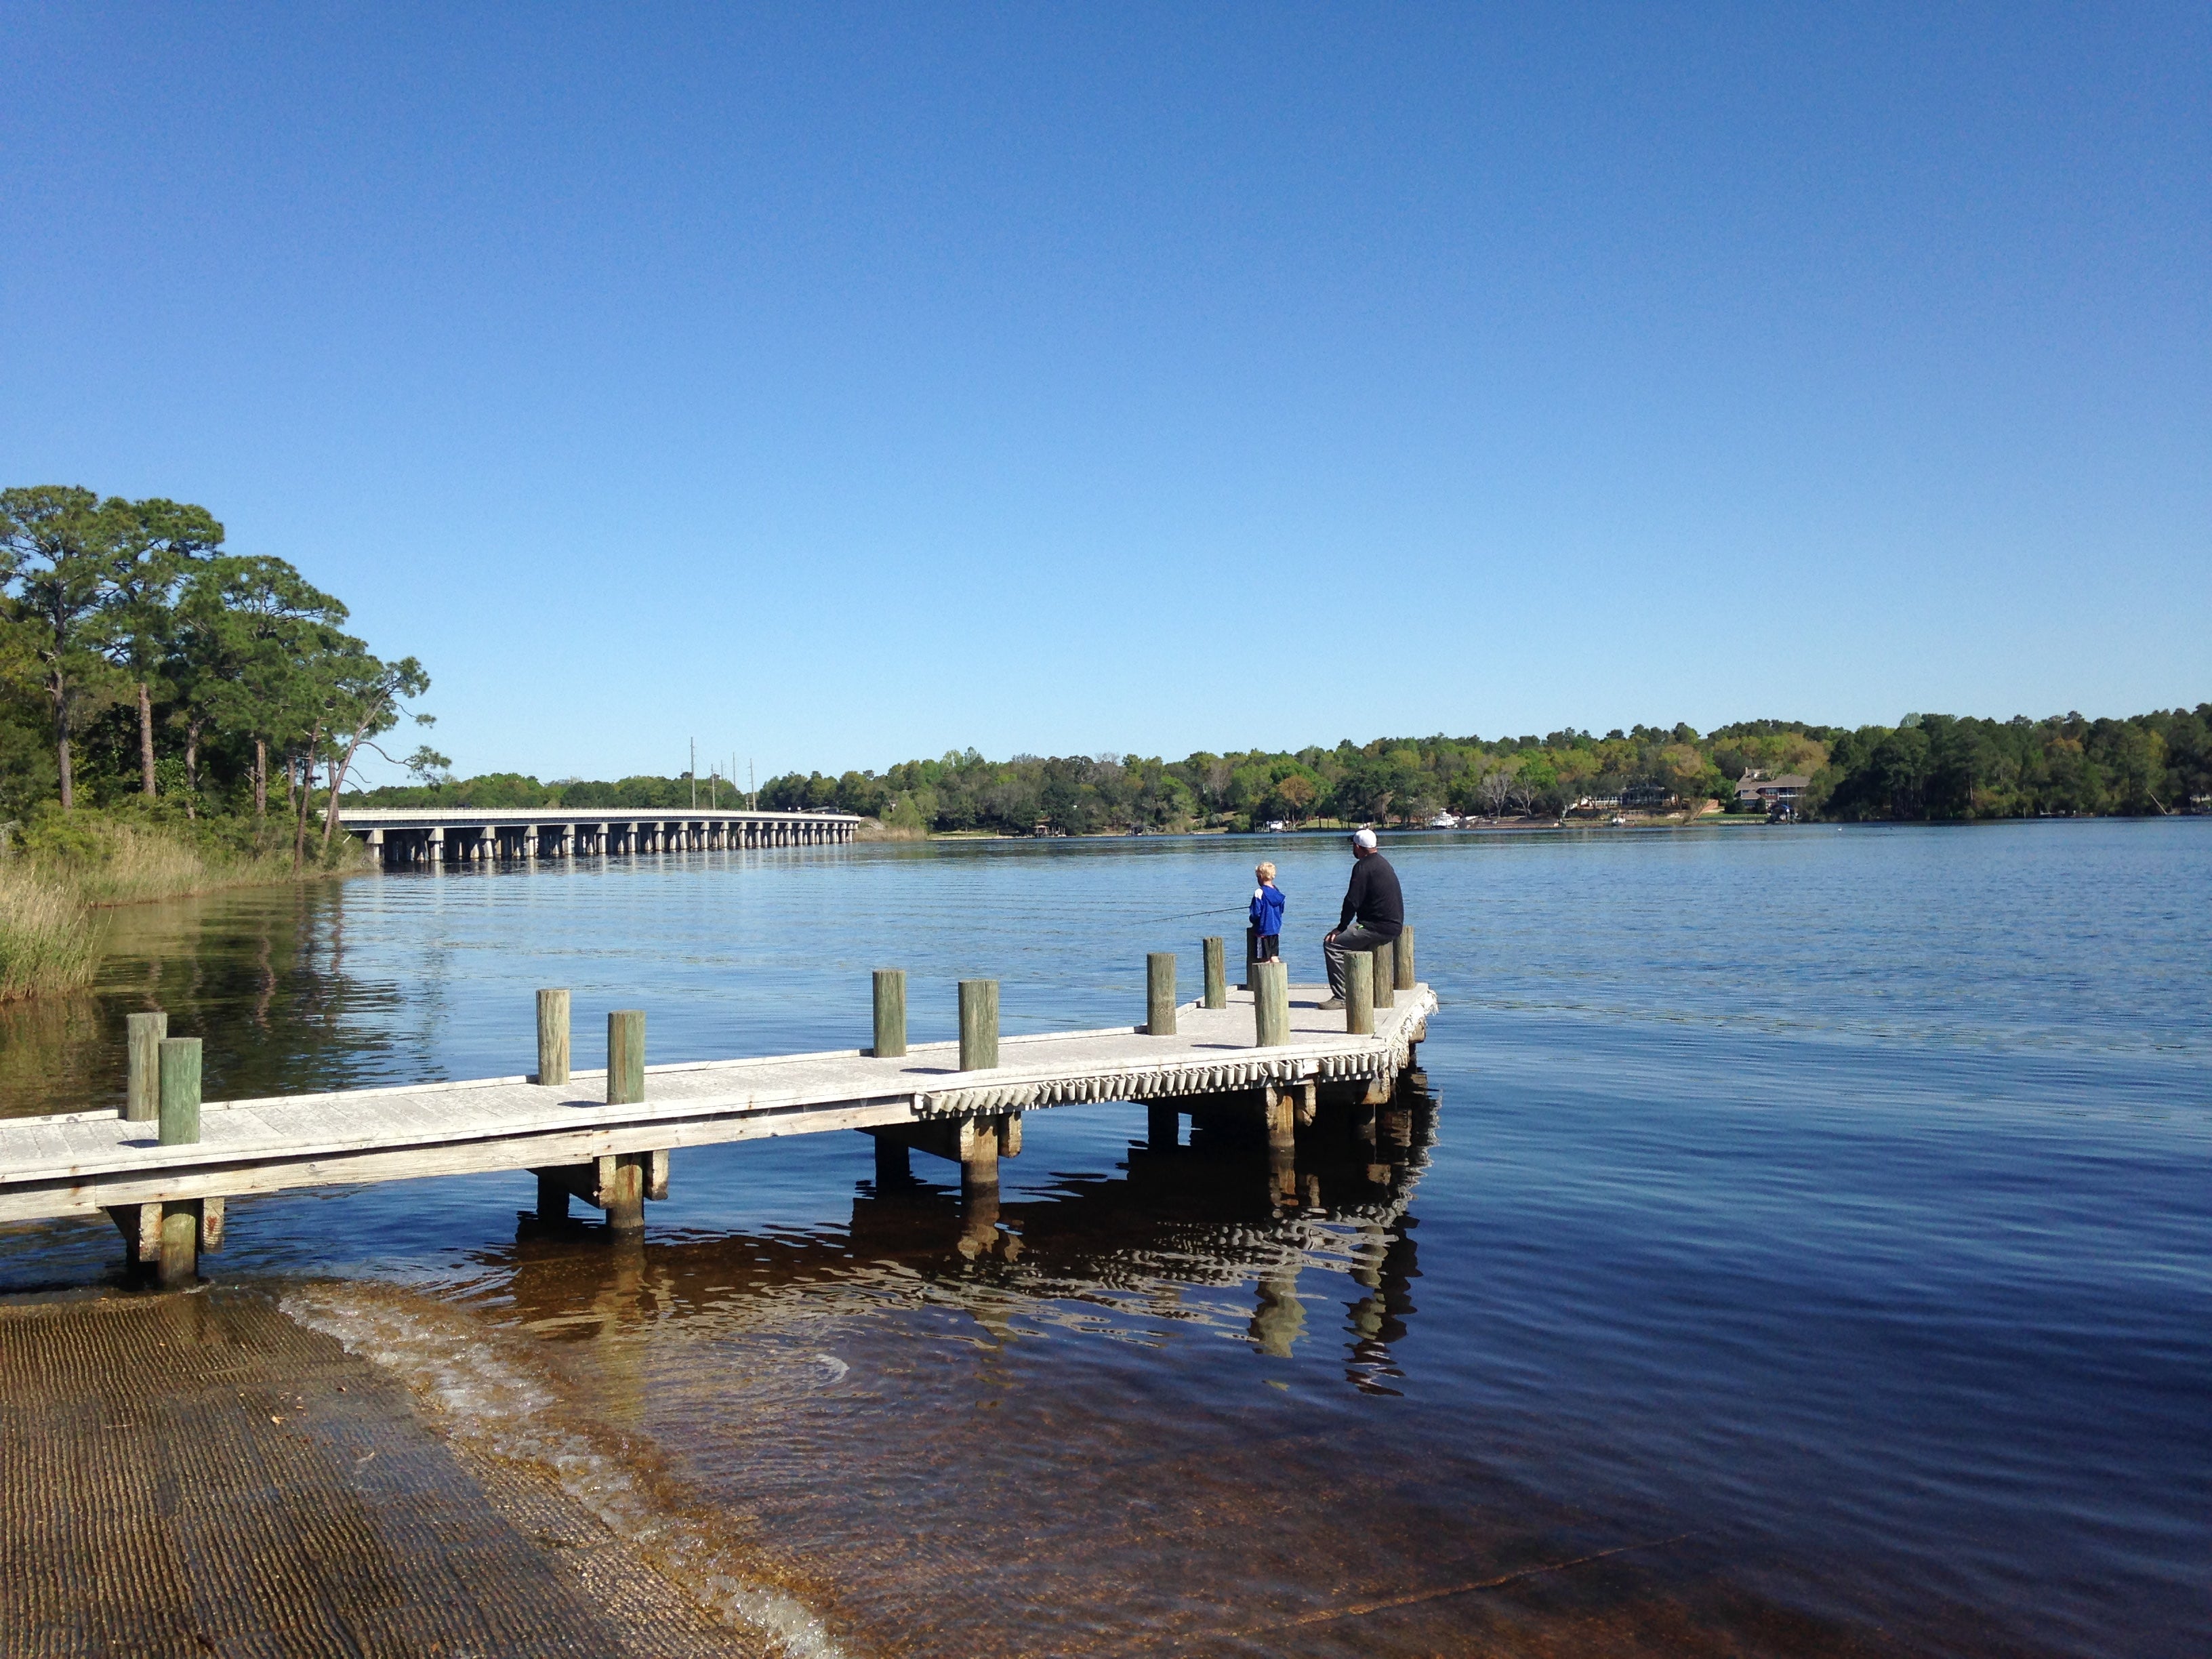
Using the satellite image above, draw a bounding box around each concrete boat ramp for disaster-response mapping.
[0,977,1437,1284]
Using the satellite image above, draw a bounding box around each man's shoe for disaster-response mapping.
[1317,997,1345,1010]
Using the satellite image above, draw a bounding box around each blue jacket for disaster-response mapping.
[1250,882,1286,937]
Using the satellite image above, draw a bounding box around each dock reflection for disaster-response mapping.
[491,1085,1440,1393]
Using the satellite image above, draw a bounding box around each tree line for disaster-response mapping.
[745,710,2209,832]
[0,485,432,864]
[349,707,2212,834]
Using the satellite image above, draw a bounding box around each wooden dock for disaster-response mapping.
[0,970,1437,1286]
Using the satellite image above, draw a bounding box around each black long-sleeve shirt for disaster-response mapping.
[1336,854,1404,939]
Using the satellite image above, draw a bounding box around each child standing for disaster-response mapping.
[1250,862,1286,962]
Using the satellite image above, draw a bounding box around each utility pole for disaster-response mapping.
[748,758,755,812]
[690,739,697,809]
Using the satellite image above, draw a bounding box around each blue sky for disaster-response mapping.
[3,4,2204,784]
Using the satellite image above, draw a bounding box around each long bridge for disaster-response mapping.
[335,806,862,868]
[0,943,1434,1290]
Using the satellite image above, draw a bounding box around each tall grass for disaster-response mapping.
[0,865,101,1002]
[0,807,365,1002]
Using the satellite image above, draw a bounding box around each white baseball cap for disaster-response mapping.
[1351,828,1378,850]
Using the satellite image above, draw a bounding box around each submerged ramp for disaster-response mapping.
[0,1287,764,1658]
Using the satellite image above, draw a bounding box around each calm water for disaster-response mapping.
[3,821,2207,1656]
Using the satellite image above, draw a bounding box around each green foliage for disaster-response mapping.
[0,483,430,864]
[718,705,2212,833]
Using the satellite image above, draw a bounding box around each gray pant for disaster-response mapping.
[1324,924,1395,998]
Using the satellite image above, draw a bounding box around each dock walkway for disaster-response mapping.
[0,984,1436,1277]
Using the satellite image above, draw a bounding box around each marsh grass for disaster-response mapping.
[0,807,364,1001]
[0,866,102,1002]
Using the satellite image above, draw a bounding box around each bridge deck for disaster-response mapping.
[0,985,1435,1225]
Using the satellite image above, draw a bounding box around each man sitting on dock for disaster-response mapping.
[1318,828,1403,1010]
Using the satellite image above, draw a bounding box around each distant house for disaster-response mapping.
[1735,770,1811,812]
[1620,783,1673,809]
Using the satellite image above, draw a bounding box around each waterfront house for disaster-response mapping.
[1735,771,1811,811]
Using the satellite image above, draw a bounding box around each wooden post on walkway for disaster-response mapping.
[1202,937,1227,1009]
[1372,944,1395,1008]
[1147,953,1177,1036]
[1345,950,1374,1034]
[157,1037,203,1288]
[607,1010,644,1105]
[959,980,998,1071]
[1393,925,1416,991]
[873,970,907,1058]
[537,989,570,1086]
[158,1038,201,1147]
[1253,959,1290,1046]
[125,1011,167,1122]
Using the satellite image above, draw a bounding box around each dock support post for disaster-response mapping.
[958,979,998,1071]
[1252,960,1290,1046]
[873,969,907,1058]
[1393,924,1416,991]
[1344,951,1374,1035]
[608,1010,645,1104]
[1372,944,1395,1009]
[537,989,571,1086]
[602,1158,645,1233]
[1146,952,1176,1036]
[535,1172,570,1223]
[1147,1101,1179,1150]
[1202,937,1226,1010]
[156,1038,203,1288]
[962,1117,999,1193]
[125,1010,167,1122]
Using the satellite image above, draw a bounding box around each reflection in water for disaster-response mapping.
[491,1088,1437,1399]
[0,880,424,1118]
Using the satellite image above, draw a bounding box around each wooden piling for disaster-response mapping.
[157,1206,198,1288]
[1147,1101,1179,1150]
[961,1114,1000,1191]
[959,980,999,1071]
[1202,937,1227,1010]
[607,1010,645,1105]
[873,969,907,1058]
[1344,950,1374,1034]
[602,1157,645,1232]
[1372,943,1396,1008]
[536,989,571,1086]
[535,1172,570,1224]
[1147,953,1177,1036]
[157,1038,201,1147]
[1252,959,1290,1047]
[125,1011,167,1122]
[1393,925,1416,991]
